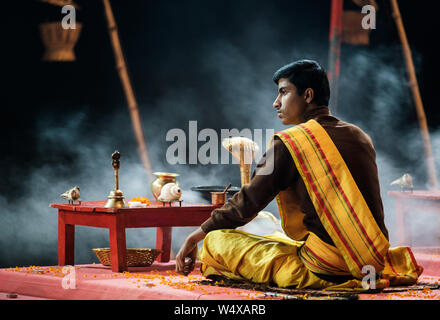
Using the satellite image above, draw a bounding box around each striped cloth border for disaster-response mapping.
[275,120,389,279]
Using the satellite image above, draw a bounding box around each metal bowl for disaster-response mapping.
[190,185,240,202]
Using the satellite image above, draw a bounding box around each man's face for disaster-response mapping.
[272,78,308,125]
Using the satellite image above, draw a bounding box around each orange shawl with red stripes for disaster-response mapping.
[275,119,422,285]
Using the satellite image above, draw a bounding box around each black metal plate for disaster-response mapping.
[190,185,241,201]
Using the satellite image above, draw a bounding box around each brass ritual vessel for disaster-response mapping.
[151,172,179,200]
[210,184,232,206]
[104,150,128,209]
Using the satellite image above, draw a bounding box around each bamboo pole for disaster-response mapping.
[390,0,438,189]
[102,0,154,182]
[328,0,343,114]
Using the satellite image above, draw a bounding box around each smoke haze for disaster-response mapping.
[2,0,439,268]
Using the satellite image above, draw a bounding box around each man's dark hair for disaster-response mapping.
[272,60,330,106]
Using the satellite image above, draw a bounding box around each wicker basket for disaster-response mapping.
[92,248,162,267]
[39,22,82,61]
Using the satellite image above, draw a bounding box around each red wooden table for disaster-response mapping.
[388,190,440,246]
[49,201,220,272]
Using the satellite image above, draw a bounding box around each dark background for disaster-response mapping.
[1,0,439,268]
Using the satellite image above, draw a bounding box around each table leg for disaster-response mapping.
[156,227,172,262]
[109,216,127,272]
[395,198,410,246]
[58,211,75,266]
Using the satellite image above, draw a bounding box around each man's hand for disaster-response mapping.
[175,227,206,275]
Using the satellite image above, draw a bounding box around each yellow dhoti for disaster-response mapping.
[199,229,336,288]
[199,120,423,290]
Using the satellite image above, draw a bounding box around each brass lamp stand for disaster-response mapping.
[104,150,128,209]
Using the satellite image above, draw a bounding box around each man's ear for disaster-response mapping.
[304,88,314,104]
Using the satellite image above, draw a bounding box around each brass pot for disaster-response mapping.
[151,172,179,200]
[210,192,226,206]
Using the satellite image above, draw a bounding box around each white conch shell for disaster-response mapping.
[390,173,413,189]
[60,186,81,202]
[158,183,182,201]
